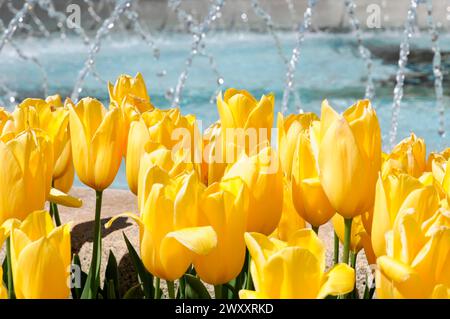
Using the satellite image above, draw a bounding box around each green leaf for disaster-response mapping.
[104,250,120,299]
[123,284,144,299]
[184,274,211,299]
[2,258,8,289]
[123,232,154,298]
[71,254,88,299]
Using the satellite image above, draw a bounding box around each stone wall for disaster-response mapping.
[2,0,450,32]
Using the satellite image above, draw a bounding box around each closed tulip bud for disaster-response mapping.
[277,112,318,178]
[69,97,125,191]
[371,173,439,258]
[108,73,151,108]
[223,145,283,235]
[9,210,71,299]
[382,133,426,178]
[0,130,53,223]
[332,214,376,265]
[291,122,335,227]
[318,100,381,218]
[107,168,216,281]
[239,229,355,299]
[376,209,450,299]
[270,178,306,241]
[217,89,274,158]
[194,177,249,285]
[201,121,227,185]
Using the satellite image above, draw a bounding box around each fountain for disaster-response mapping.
[0,0,447,150]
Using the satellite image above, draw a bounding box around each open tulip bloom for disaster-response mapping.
[1,72,450,301]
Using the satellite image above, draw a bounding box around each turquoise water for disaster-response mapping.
[1,32,449,189]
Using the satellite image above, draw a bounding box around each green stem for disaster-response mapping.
[214,285,222,299]
[51,202,62,226]
[6,237,15,299]
[311,225,319,235]
[81,190,103,298]
[154,277,161,299]
[166,280,175,299]
[350,251,358,299]
[333,231,340,265]
[342,218,353,265]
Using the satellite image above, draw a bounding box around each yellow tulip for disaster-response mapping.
[291,122,335,227]
[271,178,306,241]
[53,159,75,194]
[68,97,125,191]
[239,229,355,299]
[0,130,53,223]
[318,100,381,218]
[126,108,199,194]
[0,267,7,299]
[218,88,274,140]
[371,173,439,258]
[332,214,376,265]
[0,107,10,136]
[201,121,227,185]
[108,73,152,109]
[382,133,426,178]
[9,210,71,299]
[107,167,216,281]
[277,112,318,178]
[222,145,283,235]
[194,177,249,285]
[376,209,450,299]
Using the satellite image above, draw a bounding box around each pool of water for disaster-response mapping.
[1,31,449,189]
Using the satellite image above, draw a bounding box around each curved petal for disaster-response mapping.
[48,188,82,208]
[317,263,355,298]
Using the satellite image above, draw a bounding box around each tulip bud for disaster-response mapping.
[68,97,125,191]
[318,100,381,218]
[0,130,53,223]
[291,123,335,227]
[9,210,71,299]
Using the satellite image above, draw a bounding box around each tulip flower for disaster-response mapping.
[68,97,125,298]
[376,209,450,298]
[193,176,249,285]
[68,97,125,191]
[0,130,53,224]
[107,166,217,282]
[201,121,227,185]
[371,173,439,257]
[332,214,376,265]
[291,122,335,229]
[318,100,381,264]
[108,73,152,109]
[8,210,71,299]
[222,145,283,235]
[382,133,426,178]
[239,229,355,299]
[271,178,306,241]
[0,267,7,299]
[215,89,274,180]
[277,112,317,178]
[126,108,200,194]
[319,99,381,218]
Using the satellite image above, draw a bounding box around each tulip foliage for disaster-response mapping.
[0,72,449,299]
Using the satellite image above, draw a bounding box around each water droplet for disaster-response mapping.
[9,96,15,103]
[107,23,114,29]
[241,13,248,22]
[217,77,224,85]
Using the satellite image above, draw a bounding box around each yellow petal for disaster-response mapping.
[48,188,82,208]
[317,263,355,298]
